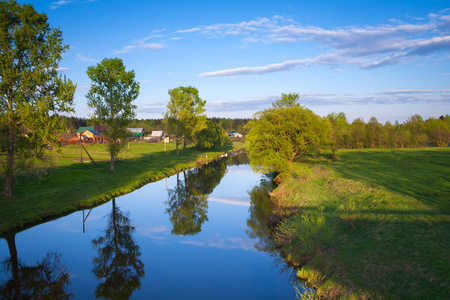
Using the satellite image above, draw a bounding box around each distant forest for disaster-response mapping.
[60,117,251,135]
[60,113,450,148]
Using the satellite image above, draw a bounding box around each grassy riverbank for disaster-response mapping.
[0,141,234,235]
[271,148,449,299]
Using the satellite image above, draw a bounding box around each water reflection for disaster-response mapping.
[0,233,72,299]
[246,173,278,252]
[165,157,229,236]
[91,198,144,299]
[246,172,303,286]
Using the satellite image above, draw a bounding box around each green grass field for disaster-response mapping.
[0,141,233,235]
[271,148,450,299]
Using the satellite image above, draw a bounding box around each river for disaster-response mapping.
[0,153,305,299]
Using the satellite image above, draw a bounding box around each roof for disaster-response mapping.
[127,128,144,133]
[151,131,163,137]
[85,129,100,135]
[76,126,94,133]
[134,133,144,137]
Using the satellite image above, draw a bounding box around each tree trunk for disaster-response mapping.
[182,135,186,155]
[110,152,115,171]
[176,135,179,156]
[6,233,20,299]
[3,126,15,198]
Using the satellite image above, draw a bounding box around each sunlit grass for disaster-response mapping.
[0,141,234,235]
[271,148,450,299]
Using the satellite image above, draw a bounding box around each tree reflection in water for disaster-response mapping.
[246,173,301,283]
[246,173,278,252]
[165,156,229,236]
[92,198,144,299]
[0,233,72,299]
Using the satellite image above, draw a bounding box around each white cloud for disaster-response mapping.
[50,0,97,9]
[56,67,70,72]
[176,27,202,33]
[76,53,98,62]
[184,12,450,76]
[113,42,165,54]
[50,0,72,9]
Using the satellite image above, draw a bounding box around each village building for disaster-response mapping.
[127,128,146,140]
[75,127,104,143]
[150,130,164,141]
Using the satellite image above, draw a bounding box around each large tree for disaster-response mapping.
[327,112,349,157]
[163,86,206,155]
[86,58,139,171]
[0,0,76,198]
[194,119,229,150]
[245,94,332,177]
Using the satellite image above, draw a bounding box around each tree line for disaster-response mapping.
[246,93,450,182]
[327,113,450,153]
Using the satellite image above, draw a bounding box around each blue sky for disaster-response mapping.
[23,0,450,122]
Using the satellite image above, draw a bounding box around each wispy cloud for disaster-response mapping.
[113,42,165,54]
[50,0,96,10]
[56,67,70,73]
[76,53,98,62]
[205,90,450,113]
[176,12,450,76]
[136,89,449,119]
[50,0,72,9]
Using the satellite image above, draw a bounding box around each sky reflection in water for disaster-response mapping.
[0,155,302,299]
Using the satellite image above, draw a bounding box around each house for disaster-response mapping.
[228,131,243,138]
[76,127,104,143]
[127,128,145,135]
[150,131,163,141]
[76,126,95,136]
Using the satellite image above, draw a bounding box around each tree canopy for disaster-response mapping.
[0,0,76,197]
[86,57,139,171]
[194,119,230,150]
[163,86,206,155]
[245,94,332,177]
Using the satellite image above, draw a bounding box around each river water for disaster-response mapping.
[0,153,304,299]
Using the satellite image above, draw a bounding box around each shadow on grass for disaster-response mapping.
[280,206,450,299]
[324,149,450,213]
[0,144,233,236]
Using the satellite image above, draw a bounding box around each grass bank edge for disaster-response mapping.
[269,148,450,299]
[0,142,242,236]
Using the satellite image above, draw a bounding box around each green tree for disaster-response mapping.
[194,119,230,150]
[404,114,427,147]
[0,0,76,198]
[366,116,383,148]
[272,92,301,109]
[86,58,139,171]
[327,112,349,157]
[245,96,332,178]
[163,86,206,155]
[350,118,366,149]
